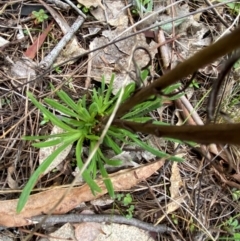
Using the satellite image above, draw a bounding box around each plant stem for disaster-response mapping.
[112,119,240,145]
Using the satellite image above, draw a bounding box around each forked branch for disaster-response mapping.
[115,27,240,118]
[113,120,240,145]
[108,27,240,145]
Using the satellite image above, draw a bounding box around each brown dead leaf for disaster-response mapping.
[7,166,19,190]
[0,159,164,227]
[24,21,54,59]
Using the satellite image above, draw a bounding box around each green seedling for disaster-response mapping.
[219,216,240,240]
[77,4,90,13]
[231,188,240,201]
[54,66,62,74]
[116,193,135,219]
[32,9,49,24]
[40,113,50,126]
[82,6,89,13]
[190,79,200,89]
[132,0,153,17]
[171,214,179,225]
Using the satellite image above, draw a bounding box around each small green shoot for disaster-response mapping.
[217,1,240,14]
[54,66,62,74]
[234,59,240,71]
[116,193,135,219]
[82,6,89,13]
[77,4,90,13]
[219,216,240,240]
[40,113,50,126]
[227,218,240,233]
[32,9,49,24]
[132,0,153,17]
[190,79,200,89]
[171,214,179,225]
[231,188,240,201]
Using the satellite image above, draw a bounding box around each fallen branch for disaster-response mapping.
[31,214,174,234]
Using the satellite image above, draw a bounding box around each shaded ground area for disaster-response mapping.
[0,0,240,240]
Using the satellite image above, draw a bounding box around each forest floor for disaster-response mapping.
[1,0,240,240]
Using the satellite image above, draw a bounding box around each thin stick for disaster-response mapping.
[31,214,174,234]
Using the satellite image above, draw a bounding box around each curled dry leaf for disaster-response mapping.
[7,166,19,190]
[0,159,164,227]
[90,0,128,27]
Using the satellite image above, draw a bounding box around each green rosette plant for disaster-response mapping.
[17,74,183,212]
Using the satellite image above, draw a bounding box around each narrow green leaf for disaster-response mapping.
[104,74,115,105]
[104,135,122,154]
[77,95,87,109]
[104,159,123,166]
[98,158,114,198]
[23,132,73,141]
[152,121,170,126]
[123,98,161,119]
[78,107,91,122]
[101,75,106,95]
[89,102,99,116]
[86,135,100,141]
[114,83,135,102]
[163,83,182,95]
[140,69,149,82]
[32,138,63,148]
[75,139,102,194]
[17,132,80,213]
[97,148,122,166]
[59,116,85,128]
[56,90,79,113]
[108,128,129,143]
[92,88,100,105]
[27,92,75,132]
[167,92,184,100]
[120,129,182,162]
[44,98,79,118]
[82,95,87,108]
[88,141,99,179]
